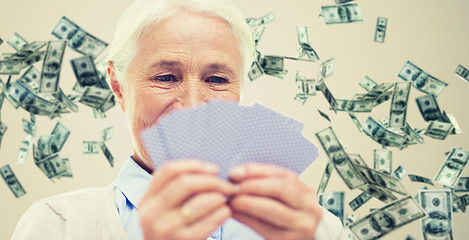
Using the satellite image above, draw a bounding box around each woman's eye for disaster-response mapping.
[154,75,177,82]
[206,76,228,84]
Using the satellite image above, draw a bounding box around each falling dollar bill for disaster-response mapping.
[349,192,372,211]
[356,164,408,196]
[79,86,113,109]
[83,141,99,154]
[348,113,363,133]
[363,117,406,147]
[35,153,68,179]
[0,60,22,75]
[71,55,102,88]
[359,76,377,92]
[373,149,392,175]
[22,118,37,136]
[374,17,387,43]
[318,58,334,82]
[296,25,320,61]
[392,165,408,181]
[454,177,469,192]
[335,99,374,112]
[319,191,345,224]
[348,196,426,240]
[18,66,41,93]
[317,109,331,122]
[408,174,434,186]
[320,3,364,24]
[389,82,411,128]
[452,194,469,212]
[248,60,264,81]
[317,81,338,113]
[51,16,108,58]
[416,94,443,122]
[335,0,355,4]
[101,126,113,142]
[22,50,45,69]
[397,61,447,96]
[51,122,70,152]
[17,134,33,164]
[0,121,7,148]
[0,164,26,198]
[39,41,66,93]
[7,41,47,63]
[348,154,368,167]
[317,162,334,194]
[7,32,28,51]
[434,148,469,187]
[455,64,469,83]
[246,12,275,27]
[295,71,316,97]
[316,126,367,189]
[424,121,453,140]
[419,189,453,240]
[442,112,462,134]
[100,141,114,167]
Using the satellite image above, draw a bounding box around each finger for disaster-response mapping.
[176,205,232,239]
[180,192,228,224]
[141,160,219,202]
[151,173,235,211]
[229,163,298,182]
[229,194,301,229]
[235,177,314,209]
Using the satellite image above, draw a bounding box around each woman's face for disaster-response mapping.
[111,10,244,171]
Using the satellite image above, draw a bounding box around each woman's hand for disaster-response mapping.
[228,163,323,240]
[138,160,235,240]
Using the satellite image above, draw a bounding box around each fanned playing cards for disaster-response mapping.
[141,100,319,178]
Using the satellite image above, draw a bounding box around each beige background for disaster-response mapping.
[1,0,468,239]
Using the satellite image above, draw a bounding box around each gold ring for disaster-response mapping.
[179,205,195,225]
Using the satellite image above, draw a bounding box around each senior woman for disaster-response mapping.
[13,0,345,239]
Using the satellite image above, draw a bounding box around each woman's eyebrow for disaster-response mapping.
[206,63,234,74]
[149,60,183,70]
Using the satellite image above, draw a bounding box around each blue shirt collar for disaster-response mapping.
[115,156,152,209]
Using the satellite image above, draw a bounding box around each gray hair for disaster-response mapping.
[107,0,254,86]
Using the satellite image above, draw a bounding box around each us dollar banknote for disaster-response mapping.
[317,109,331,122]
[374,17,387,43]
[348,196,426,240]
[318,58,334,82]
[83,141,99,154]
[316,81,338,113]
[17,134,33,164]
[0,164,26,198]
[363,117,406,147]
[18,66,41,93]
[35,153,68,179]
[51,16,108,58]
[335,0,355,4]
[248,60,264,81]
[348,113,363,133]
[320,4,364,24]
[416,94,443,122]
[335,99,374,112]
[317,162,334,194]
[70,55,104,88]
[392,165,408,181]
[101,126,113,142]
[0,60,22,75]
[434,148,469,187]
[39,41,66,93]
[7,32,28,51]
[441,112,462,134]
[455,64,469,83]
[316,126,367,189]
[349,192,372,211]
[318,192,345,224]
[454,177,469,192]
[424,121,453,140]
[296,25,320,61]
[0,121,7,148]
[398,61,447,96]
[246,12,275,27]
[389,82,411,128]
[356,164,408,196]
[359,76,377,92]
[419,189,454,240]
[348,153,368,167]
[100,141,114,167]
[374,149,392,175]
[22,118,37,136]
[51,122,70,152]
[79,86,113,109]
[408,174,434,186]
[295,71,316,97]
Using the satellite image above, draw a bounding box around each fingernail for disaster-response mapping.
[230,166,245,179]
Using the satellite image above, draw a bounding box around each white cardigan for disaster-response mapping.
[12,183,346,240]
